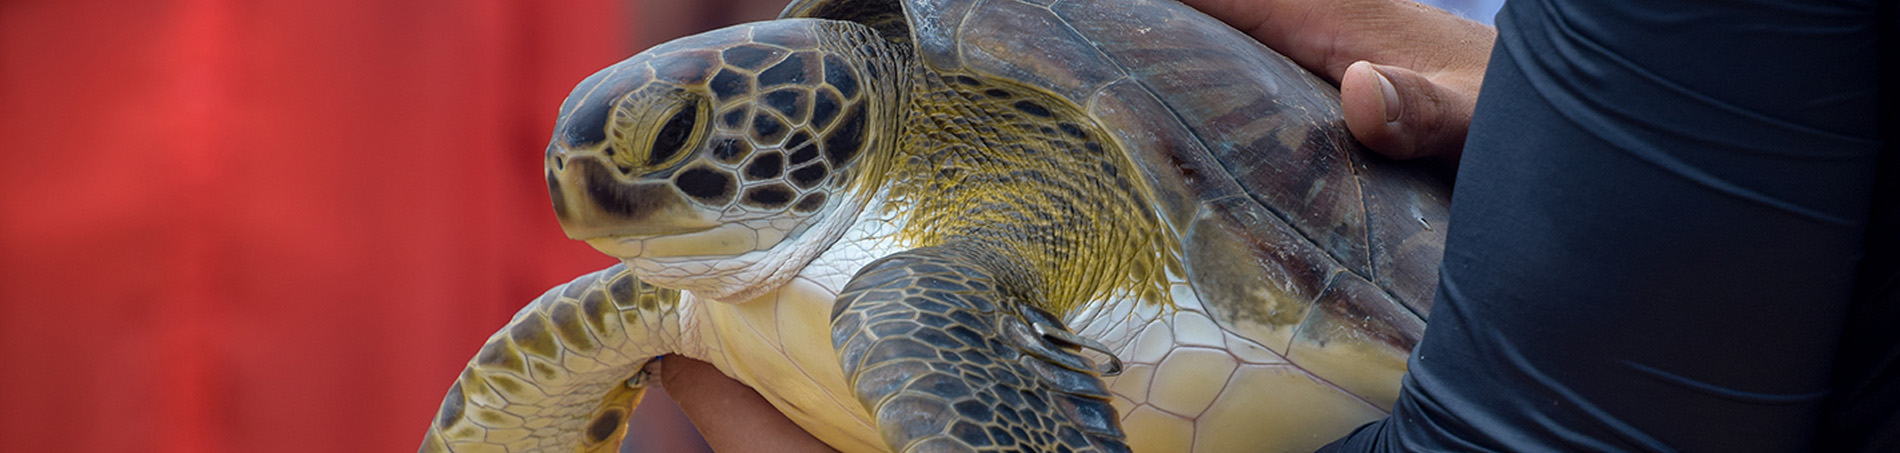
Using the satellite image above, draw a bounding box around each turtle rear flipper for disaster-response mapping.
[423,264,684,453]
[833,246,1129,452]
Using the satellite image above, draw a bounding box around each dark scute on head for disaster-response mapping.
[648,97,699,167]
[785,131,813,151]
[748,21,818,49]
[653,50,718,85]
[547,171,568,219]
[984,88,1012,99]
[710,137,750,164]
[562,98,612,147]
[675,167,735,203]
[757,52,813,88]
[1014,100,1053,118]
[823,103,866,164]
[762,90,808,122]
[580,159,665,217]
[709,69,749,102]
[721,44,784,70]
[812,89,843,130]
[823,55,859,99]
[794,192,827,213]
[752,113,788,144]
[954,75,981,86]
[743,184,795,208]
[435,382,465,428]
[720,107,748,129]
[746,152,784,179]
[788,142,820,164]
[586,409,625,443]
[790,163,827,188]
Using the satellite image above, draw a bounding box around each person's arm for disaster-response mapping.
[659,356,837,452]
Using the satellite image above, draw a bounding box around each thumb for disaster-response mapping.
[1340,60,1476,160]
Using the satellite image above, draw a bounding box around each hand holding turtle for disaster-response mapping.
[1177,0,1493,160]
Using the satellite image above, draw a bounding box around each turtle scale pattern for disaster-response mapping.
[422,0,1450,450]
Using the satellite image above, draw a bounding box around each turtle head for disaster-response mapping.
[544,19,909,297]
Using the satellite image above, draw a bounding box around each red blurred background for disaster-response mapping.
[0,0,777,451]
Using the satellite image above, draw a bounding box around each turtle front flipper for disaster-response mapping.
[422,264,684,453]
[833,246,1129,453]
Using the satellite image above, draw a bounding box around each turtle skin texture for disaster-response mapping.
[421,0,1449,451]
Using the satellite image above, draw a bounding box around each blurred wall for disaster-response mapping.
[0,0,689,451]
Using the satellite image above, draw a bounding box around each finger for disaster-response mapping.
[1340,60,1476,160]
[659,356,837,452]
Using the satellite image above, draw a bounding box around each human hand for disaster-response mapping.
[1178,0,1494,160]
[658,355,838,452]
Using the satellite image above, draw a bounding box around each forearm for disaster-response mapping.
[659,356,838,453]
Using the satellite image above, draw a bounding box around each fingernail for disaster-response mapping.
[1372,67,1401,123]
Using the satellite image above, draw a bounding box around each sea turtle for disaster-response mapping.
[421,0,1450,450]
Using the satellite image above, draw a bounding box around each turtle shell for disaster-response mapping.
[784,0,1449,415]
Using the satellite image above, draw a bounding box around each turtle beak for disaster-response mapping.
[547,145,722,240]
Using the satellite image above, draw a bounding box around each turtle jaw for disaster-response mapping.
[547,153,725,240]
[582,222,797,260]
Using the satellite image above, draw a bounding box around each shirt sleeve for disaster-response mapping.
[1322,0,1893,450]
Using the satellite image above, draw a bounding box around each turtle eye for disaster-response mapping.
[609,91,707,174]
[647,97,700,168]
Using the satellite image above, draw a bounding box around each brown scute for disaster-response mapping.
[586,409,626,444]
[720,107,748,129]
[747,21,819,49]
[562,94,613,147]
[652,49,718,84]
[762,90,809,123]
[824,54,860,99]
[794,192,827,213]
[675,167,736,204]
[578,158,673,218]
[788,142,820,165]
[751,113,788,145]
[710,137,750,163]
[812,89,844,130]
[789,163,828,188]
[709,69,749,102]
[823,103,866,164]
[743,184,796,208]
[746,152,785,179]
[785,131,813,151]
[721,44,785,70]
[757,52,814,88]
